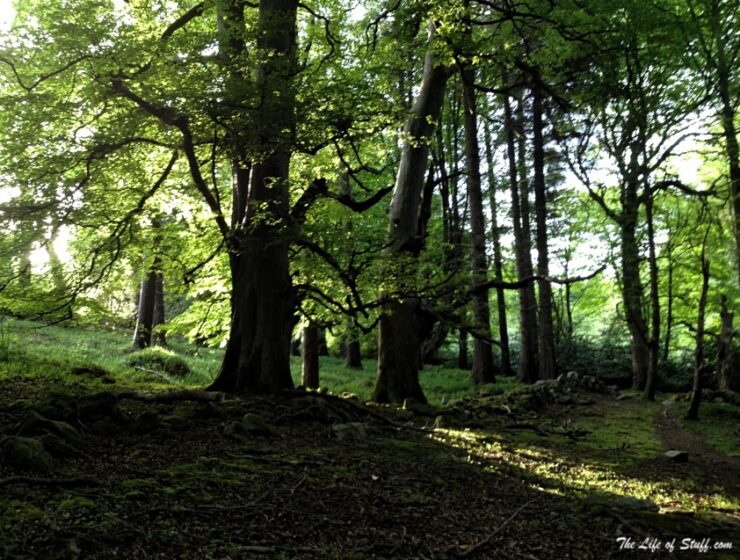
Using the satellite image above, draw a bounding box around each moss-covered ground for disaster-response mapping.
[0,320,738,559]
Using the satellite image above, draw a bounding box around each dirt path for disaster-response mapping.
[654,404,740,501]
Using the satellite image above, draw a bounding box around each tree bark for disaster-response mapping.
[708,0,740,286]
[132,269,156,350]
[502,83,537,383]
[210,0,298,394]
[686,256,710,420]
[374,24,451,403]
[461,64,496,384]
[531,81,556,380]
[152,269,166,346]
[483,119,512,376]
[643,194,660,400]
[717,294,736,391]
[662,236,674,362]
[620,187,649,391]
[301,322,320,389]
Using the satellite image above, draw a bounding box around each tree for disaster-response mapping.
[373,22,451,404]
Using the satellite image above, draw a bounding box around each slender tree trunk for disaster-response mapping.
[502,84,537,383]
[531,82,556,379]
[686,256,710,420]
[461,64,496,384]
[132,269,156,350]
[152,268,166,346]
[210,0,297,394]
[643,195,660,400]
[458,330,469,370]
[373,23,450,404]
[717,294,736,391]
[301,322,320,389]
[662,237,674,362]
[483,118,512,376]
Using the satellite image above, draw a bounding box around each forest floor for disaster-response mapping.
[0,322,738,559]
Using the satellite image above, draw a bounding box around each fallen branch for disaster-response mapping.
[457,500,533,558]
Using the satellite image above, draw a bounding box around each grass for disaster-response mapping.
[681,402,740,458]
[0,319,491,404]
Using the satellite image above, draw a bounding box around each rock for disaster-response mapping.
[665,450,689,462]
[535,380,559,389]
[1,436,54,472]
[332,422,367,441]
[566,371,579,381]
[556,394,573,405]
[171,403,200,420]
[242,413,277,436]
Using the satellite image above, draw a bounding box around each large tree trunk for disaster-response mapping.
[708,1,740,286]
[132,269,156,350]
[502,85,537,383]
[717,294,736,391]
[374,24,450,404]
[531,82,556,380]
[210,0,297,394]
[302,322,320,389]
[643,195,660,400]
[461,65,496,384]
[483,120,512,376]
[686,256,710,420]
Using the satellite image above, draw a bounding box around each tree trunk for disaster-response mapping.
[662,236,674,362]
[502,83,537,383]
[483,120,512,376]
[210,0,297,394]
[709,1,740,286]
[345,337,362,369]
[301,322,320,389]
[620,198,649,390]
[461,64,496,384]
[152,269,166,346]
[458,329,469,370]
[717,294,736,391]
[643,195,660,400]
[132,269,156,350]
[373,23,450,404]
[531,82,556,380]
[686,256,710,420]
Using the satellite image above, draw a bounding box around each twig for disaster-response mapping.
[457,500,533,558]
